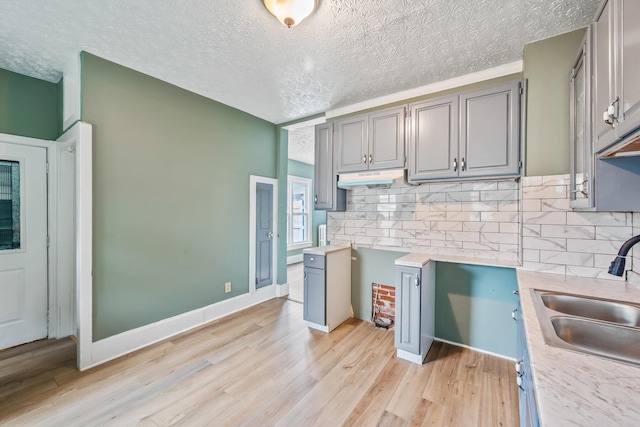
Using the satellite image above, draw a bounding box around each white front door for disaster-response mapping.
[0,142,48,349]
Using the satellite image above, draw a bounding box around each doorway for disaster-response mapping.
[249,175,278,294]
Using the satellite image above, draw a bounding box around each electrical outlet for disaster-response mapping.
[225,282,232,293]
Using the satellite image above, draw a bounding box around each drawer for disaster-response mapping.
[303,253,325,270]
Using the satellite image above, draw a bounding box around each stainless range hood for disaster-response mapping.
[338,169,405,189]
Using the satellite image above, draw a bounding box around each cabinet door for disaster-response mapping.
[459,81,521,178]
[368,106,406,170]
[303,267,326,325]
[616,0,640,139]
[408,96,459,181]
[593,0,618,152]
[395,266,421,354]
[335,115,368,173]
[570,29,594,210]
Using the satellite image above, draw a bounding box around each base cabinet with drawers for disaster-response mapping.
[303,247,351,333]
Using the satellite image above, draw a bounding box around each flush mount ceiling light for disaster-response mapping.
[261,0,318,28]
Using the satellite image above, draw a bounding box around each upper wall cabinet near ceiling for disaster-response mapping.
[408,81,522,182]
[594,0,640,154]
[335,106,406,173]
[314,123,346,212]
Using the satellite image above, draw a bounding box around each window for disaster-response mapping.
[287,176,312,250]
[0,160,20,250]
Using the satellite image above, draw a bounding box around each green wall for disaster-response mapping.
[435,263,519,358]
[0,67,61,140]
[523,28,587,176]
[81,53,278,340]
[286,159,326,259]
[276,128,288,285]
[351,248,407,321]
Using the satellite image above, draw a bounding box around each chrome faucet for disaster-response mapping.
[608,234,640,277]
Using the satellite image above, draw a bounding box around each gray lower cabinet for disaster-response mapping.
[394,261,435,364]
[314,123,346,211]
[515,302,540,427]
[302,248,351,333]
[303,263,326,325]
[336,106,406,173]
[408,81,521,182]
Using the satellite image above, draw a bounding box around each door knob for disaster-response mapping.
[267,232,274,238]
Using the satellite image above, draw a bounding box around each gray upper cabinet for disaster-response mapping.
[570,28,594,210]
[335,116,368,173]
[408,81,521,182]
[615,0,640,138]
[336,106,406,173]
[594,0,640,153]
[460,82,521,178]
[593,0,618,152]
[408,96,459,181]
[368,107,406,170]
[314,123,346,211]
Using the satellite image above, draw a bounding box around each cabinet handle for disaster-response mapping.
[512,308,518,321]
[304,271,307,279]
[315,195,318,204]
[603,97,619,126]
[363,154,367,164]
[415,277,420,287]
[461,157,466,171]
[453,158,458,172]
[369,154,373,164]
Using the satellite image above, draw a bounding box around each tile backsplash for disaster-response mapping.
[520,175,632,280]
[327,179,521,262]
[327,174,638,281]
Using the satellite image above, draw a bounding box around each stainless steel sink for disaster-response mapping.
[531,289,640,367]
[550,317,640,366]
[540,292,640,327]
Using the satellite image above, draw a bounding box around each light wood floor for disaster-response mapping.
[0,298,518,426]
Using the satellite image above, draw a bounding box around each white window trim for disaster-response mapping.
[287,175,312,251]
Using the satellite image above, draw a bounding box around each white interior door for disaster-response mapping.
[0,142,48,349]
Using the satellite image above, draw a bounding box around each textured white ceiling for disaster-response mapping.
[288,126,316,165]
[0,0,598,124]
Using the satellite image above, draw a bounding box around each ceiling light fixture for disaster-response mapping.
[261,0,317,28]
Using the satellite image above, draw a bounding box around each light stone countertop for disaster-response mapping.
[516,270,640,426]
[303,245,351,256]
[393,250,519,269]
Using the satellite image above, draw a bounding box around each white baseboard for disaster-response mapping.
[275,282,289,297]
[435,338,516,362]
[287,254,303,264]
[85,285,281,370]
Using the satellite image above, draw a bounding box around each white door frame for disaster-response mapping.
[0,131,68,342]
[56,122,92,370]
[249,175,282,295]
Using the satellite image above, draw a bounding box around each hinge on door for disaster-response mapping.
[519,85,524,95]
[255,277,258,285]
[519,160,523,168]
[46,162,50,174]
[46,235,50,248]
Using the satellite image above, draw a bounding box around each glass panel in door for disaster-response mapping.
[0,160,20,250]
